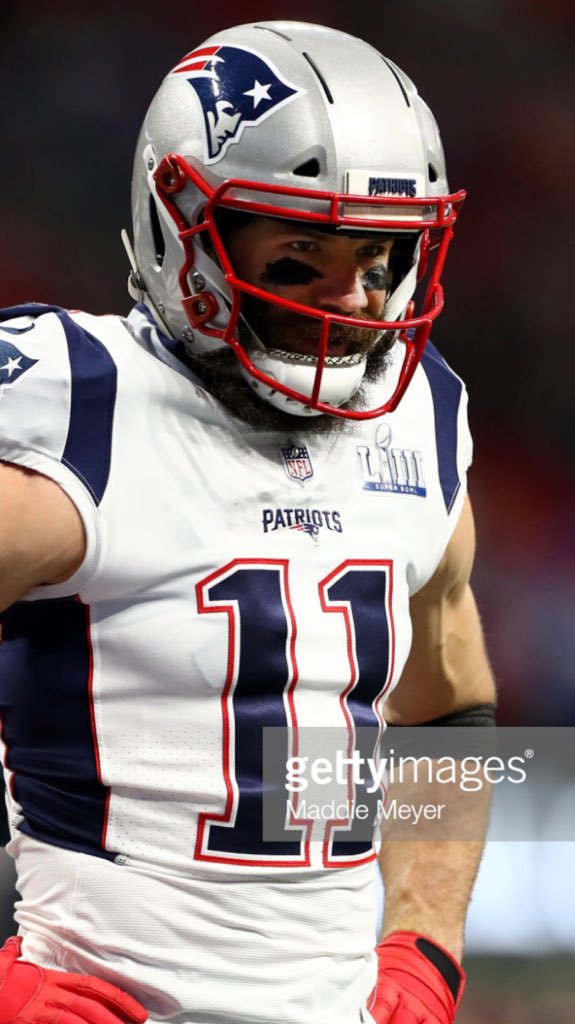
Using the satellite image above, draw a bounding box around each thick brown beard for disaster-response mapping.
[186,329,396,434]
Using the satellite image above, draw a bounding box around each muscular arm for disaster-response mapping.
[379,495,496,961]
[0,463,86,612]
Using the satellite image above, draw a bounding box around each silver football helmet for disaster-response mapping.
[126,21,465,419]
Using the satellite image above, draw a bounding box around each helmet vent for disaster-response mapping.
[149,196,166,267]
[428,163,438,183]
[293,158,320,178]
[380,56,411,108]
[302,52,334,104]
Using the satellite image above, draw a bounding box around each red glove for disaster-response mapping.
[0,936,148,1024]
[369,931,465,1023]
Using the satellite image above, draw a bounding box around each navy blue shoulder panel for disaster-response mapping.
[420,342,464,513]
[58,311,117,507]
[0,303,117,507]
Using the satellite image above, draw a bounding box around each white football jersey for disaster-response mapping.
[0,303,472,1022]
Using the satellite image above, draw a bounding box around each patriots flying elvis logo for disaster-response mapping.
[0,337,38,393]
[170,44,305,164]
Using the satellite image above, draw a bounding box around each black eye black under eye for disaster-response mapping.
[261,258,324,287]
[361,266,390,291]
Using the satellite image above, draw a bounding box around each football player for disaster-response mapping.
[0,20,496,1024]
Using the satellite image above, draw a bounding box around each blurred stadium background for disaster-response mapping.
[1,0,574,1018]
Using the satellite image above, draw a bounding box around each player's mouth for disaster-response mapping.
[241,297,384,360]
[269,326,383,360]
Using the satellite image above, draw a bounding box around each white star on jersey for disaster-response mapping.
[244,79,272,108]
[0,356,22,376]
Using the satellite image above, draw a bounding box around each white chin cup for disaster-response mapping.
[243,349,367,416]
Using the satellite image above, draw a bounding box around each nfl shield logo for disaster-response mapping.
[281,443,314,483]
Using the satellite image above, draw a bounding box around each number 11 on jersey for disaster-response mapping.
[195,558,395,868]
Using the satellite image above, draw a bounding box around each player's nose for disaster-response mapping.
[311,263,368,313]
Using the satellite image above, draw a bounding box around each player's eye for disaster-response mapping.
[288,240,318,253]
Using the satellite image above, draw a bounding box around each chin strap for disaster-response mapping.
[121,229,146,303]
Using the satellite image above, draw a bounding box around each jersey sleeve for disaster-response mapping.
[0,304,117,598]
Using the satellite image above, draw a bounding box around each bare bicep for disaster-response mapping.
[383,498,496,723]
[0,463,86,611]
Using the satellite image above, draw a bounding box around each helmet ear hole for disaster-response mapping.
[149,196,166,268]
